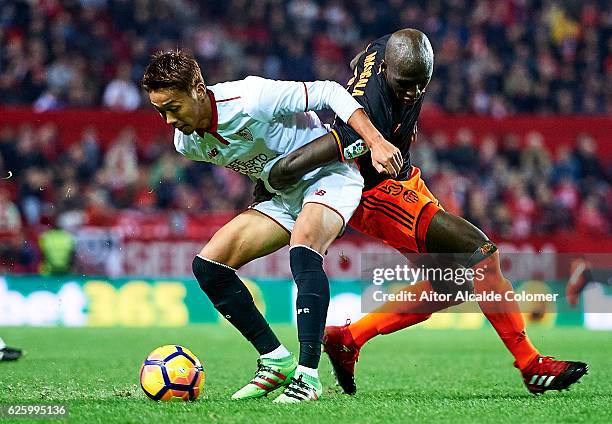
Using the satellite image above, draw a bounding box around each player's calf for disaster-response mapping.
[289,245,330,376]
[192,256,283,356]
[283,202,345,401]
[566,259,591,307]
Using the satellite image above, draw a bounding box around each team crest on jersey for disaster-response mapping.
[235,127,253,141]
[207,148,219,158]
[403,189,418,203]
[314,189,326,196]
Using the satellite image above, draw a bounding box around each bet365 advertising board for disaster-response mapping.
[2,275,610,329]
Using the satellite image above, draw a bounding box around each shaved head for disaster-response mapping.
[383,29,434,103]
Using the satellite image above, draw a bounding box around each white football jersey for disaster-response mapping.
[173,76,362,178]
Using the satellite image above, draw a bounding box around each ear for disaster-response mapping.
[195,83,207,98]
[379,59,387,75]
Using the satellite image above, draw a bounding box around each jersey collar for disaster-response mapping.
[207,89,218,133]
[196,89,229,145]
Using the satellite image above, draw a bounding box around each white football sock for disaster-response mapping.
[260,344,291,359]
[296,365,318,378]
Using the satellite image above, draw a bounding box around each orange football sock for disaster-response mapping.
[348,280,443,348]
[473,251,540,369]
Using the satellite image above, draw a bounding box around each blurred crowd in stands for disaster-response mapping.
[0,0,610,114]
[0,121,610,249]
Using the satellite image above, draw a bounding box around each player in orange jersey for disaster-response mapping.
[258,29,588,395]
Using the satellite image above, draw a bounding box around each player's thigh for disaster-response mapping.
[291,202,344,254]
[199,209,290,269]
[425,210,488,254]
[291,162,363,254]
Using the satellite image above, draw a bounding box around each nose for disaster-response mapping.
[405,85,422,100]
[166,113,177,125]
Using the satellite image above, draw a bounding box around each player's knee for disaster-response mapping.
[290,237,321,254]
[290,228,331,254]
[427,211,489,255]
[192,255,235,293]
[465,241,499,269]
[292,210,343,254]
[199,238,245,270]
[451,216,489,254]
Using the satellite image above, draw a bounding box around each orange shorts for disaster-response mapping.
[348,167,443,253]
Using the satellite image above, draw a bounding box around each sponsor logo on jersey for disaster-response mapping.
[226,153,278,176]
[343,139,368,160]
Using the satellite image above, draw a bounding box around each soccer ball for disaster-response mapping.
[140,345,205,401]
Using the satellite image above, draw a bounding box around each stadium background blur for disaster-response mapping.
[1,2,612,420]
[0,0,610,299]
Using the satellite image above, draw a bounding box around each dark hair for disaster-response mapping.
[141,50,204,93]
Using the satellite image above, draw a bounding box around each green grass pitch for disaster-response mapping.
[0,325,610,423]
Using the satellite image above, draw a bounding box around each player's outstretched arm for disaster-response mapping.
[266,112,405,191]
[244,76,402,179]
[268,132,339,190]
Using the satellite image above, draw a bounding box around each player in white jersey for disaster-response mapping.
[142,51,401,403]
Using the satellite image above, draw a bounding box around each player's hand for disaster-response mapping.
[251,179,274,206]
[370,139,403,177]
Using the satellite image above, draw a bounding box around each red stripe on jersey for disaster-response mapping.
[302,82,309,111]
[217,96,241,103]
[211,132,229,145]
